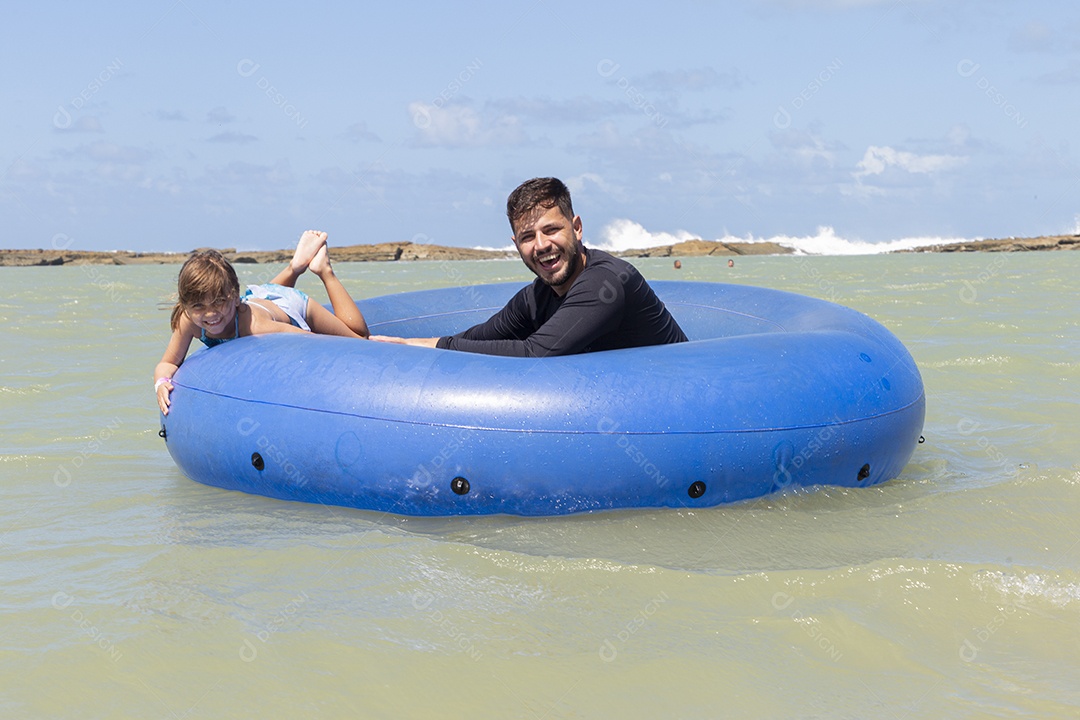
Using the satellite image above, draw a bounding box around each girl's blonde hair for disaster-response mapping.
[169,249,241,330]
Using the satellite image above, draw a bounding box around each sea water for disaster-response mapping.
[1,252,1078,718]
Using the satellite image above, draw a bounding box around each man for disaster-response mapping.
[374,177,687,357]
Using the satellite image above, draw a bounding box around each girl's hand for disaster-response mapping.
[155,378,174,415]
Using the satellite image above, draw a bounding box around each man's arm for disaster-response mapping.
[369,335,439,348]
[370,286,536,350]
[438,271,625,357]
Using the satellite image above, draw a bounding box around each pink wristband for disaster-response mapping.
[155,377,170,390]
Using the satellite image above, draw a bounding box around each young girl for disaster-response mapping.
[155,230,368,415]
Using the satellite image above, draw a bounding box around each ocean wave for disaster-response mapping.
[593,219,974,256]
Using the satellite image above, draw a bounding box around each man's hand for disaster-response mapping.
[370,335,440,348]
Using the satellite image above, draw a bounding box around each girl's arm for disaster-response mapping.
[155,318,197,415]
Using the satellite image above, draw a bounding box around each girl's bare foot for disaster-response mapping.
[308,244,332,277]
[290,230,327,274]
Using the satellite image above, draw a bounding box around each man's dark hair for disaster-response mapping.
[506,177,575,233]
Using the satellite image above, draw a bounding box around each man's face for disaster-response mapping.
[512,205,584,295]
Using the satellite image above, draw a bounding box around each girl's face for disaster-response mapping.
[184,294,239,336]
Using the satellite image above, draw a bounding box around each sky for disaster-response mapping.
[2,0,1079,254]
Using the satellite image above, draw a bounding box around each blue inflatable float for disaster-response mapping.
[161,281,925,516]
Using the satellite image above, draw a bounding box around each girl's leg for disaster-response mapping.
[304,301,366,339]
[269,230,327,288]
[307,245,370,338]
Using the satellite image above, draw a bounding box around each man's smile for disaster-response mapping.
[536,251,561,271]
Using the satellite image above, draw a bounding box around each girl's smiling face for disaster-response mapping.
[184,294,239,336]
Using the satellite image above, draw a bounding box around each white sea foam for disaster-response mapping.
[973,570,1080,608]
[592,218,974,256]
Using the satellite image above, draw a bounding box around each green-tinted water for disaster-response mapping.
[2,252,1078,718]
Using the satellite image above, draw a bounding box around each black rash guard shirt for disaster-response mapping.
[435,248,688,357]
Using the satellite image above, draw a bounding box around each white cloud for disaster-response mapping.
[55,141,150,165]
[204,160,293,186]
[344,121,380,143]
[155,109,187,122]
[770,128,838,166]
[206,106,235,124]
[853,145,966,181]
[54,115,105,133]
[489,96,629,124]
[565,172,629,203]
[409,102,525,148]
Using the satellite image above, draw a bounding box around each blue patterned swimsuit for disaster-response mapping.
[198,283,311,348]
